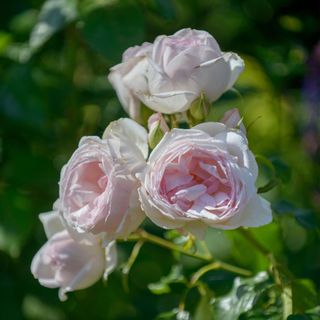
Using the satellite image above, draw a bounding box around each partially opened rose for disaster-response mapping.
[139,113,272,237]
[31,211,117,301]
[108,28,244,120]
[59,118,148,240]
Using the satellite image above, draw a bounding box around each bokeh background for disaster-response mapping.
[1,0,319,319]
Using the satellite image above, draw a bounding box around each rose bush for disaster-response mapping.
[59,118,148,240]
[31,211,117,301]
[108,28,244,120]
[139,111,272,237]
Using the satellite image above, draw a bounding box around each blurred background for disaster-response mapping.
[0,0,319,319]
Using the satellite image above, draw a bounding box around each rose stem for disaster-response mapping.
[121,240,144,292]
[124,229,251,276]
[238,227,294,318]
[190,261,252,286]
[237,228,270,256]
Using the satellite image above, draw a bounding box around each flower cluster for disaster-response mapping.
[31,28,272,300]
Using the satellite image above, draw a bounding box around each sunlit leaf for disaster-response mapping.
[148,265,186,295]
[212,272,270,320]
[292,279,319,314]
[29,0,78,54]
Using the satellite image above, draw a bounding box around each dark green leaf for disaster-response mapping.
[272,201,317,230]
[81,2,145,62]
[287,315,312,320]
[270,157,292,184]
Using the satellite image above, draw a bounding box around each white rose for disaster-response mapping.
[31,211,117,300]
[108,28,244,120]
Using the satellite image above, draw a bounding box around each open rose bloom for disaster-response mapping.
[139,118,272,237]
[59,118,148,240]
[109,28,244,120]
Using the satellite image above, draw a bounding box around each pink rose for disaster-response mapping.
[31,211,117,301]
[139,114,271,237]
[59,118,148,240]
[108,28,244,120]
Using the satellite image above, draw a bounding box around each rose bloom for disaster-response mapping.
[108,28,244,120]
[139,114,272,237]
[59,118,148,240]
[31,211,117,301]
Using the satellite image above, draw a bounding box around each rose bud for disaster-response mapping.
[31,211,117,301]
[148,113,169,149]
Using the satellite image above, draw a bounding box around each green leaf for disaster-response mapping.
[148,265,186,295]
[22,295,65,320]
[148,282,171,295]
[287,315,312,320]
[29,0,78,53]
[0,188,34,257]
[81,1,144,62]
[155,309,190,320]
[273,200,317,230]
[194,286,214,320]
[270,157,291,184]
[213,272,270,320]
[292,279,319,314]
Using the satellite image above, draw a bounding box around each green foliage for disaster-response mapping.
[212,272,272,319]
[148,265,186,295]
[81,1,145,62]
[0,0,319,319]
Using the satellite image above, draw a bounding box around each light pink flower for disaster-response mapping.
[139,114,271,237]
[31,211,117,301]
[108,28,244,120]
[59,118,148,240]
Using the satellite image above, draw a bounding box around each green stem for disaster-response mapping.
[169,114,178,128]
[238,228,270,256]
[127,229,212,262]
[124,229,251,277]
[122,240,144,275]
[238,228,294,318]
[121,240,144,292]
[191,261,252,286]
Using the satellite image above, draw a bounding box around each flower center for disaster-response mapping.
[160,149,232,214]
[69,161,108,211]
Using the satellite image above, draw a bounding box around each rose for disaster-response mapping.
[108,28,244,120]
[59,118,148,240]
[31,211,117,301]
[138,112,272,237]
